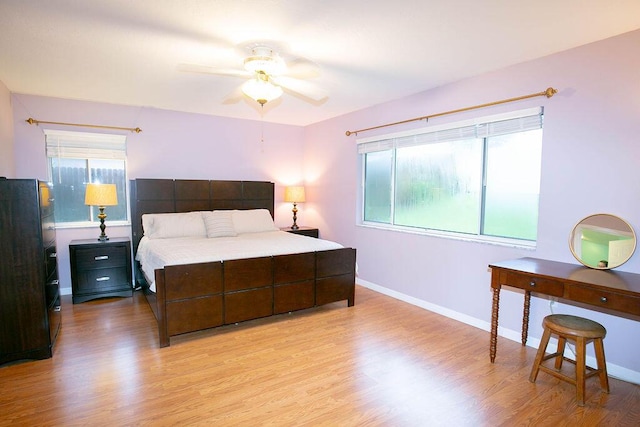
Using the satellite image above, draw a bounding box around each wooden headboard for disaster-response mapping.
[129,178,274,254]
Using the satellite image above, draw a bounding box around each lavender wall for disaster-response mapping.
[10,95,306,307]
[11,95,307,187]
[0,80,15,177]
[304,29,640,381]
[6,29,640,382]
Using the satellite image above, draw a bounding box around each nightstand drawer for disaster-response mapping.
[75,245,128,269]
[76,266,130,292]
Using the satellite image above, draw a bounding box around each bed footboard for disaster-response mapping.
[155,262,224,347]
[316,248,356,306]
[151,248,356,347]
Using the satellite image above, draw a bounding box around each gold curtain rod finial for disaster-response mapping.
[545,87,558,98]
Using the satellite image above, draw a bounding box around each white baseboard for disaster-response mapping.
[356,278,640,385]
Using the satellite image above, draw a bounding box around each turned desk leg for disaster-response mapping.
[490,286,500,363]
[522,290,531,346]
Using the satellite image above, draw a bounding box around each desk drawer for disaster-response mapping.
[565,285,640,317]
[504,272,563,297]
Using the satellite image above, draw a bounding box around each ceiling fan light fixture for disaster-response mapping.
[242,76,283,105]
[243,47,286,75]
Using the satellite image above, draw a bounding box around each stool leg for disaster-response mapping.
[555,336,566,370]
[529,328,552,383]
[594,338,610,393]
[575,336,586,406]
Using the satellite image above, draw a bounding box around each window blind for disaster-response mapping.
[44,130,127,160]
[357,107,543,154]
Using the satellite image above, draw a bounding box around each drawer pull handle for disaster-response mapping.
[600,296,608,303]
[94,255,109,261]
[529,281,536,287]
[96,276,110,282]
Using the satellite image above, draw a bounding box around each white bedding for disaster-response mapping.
[135,230,344,292]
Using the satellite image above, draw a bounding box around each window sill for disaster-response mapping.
[357,222,537,250]
[54,221,131,230]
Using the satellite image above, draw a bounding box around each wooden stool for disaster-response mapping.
[529,314,609,406]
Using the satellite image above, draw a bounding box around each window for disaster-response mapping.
[359,108,543,244]
[45,130,128,226]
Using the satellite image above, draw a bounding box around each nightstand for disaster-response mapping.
[69,237,133,304]
[280,226,319,238]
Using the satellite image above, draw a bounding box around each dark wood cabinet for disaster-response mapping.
[0,179,61,365]
[280,226,319,238]
[69,238,132,303]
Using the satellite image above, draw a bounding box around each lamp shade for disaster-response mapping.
[85,183,118,206]
[284,186,306,203]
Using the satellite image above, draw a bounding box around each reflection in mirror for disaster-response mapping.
[569,214,636,270]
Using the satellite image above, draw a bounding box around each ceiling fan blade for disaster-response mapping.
[285,58,321,79]
[271,76,327,102]
[221,84,246,104]
[177,63,250,78]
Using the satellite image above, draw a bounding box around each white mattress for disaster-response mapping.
[135,230,344,292]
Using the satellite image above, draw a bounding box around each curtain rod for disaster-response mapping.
[25,117,142,133]
[345,87,558,136]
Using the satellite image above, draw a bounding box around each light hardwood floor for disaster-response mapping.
[1,286,639,426]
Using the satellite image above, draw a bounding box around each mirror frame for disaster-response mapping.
[569,213,636,270]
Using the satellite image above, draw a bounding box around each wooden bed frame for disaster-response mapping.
[130,179,356,347]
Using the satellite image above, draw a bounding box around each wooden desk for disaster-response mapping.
[489,257,640,363]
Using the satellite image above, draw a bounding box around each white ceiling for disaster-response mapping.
[1,1,639,126]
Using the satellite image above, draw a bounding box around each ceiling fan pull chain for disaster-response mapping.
[260,104,265,149]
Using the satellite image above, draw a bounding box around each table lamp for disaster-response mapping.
[284,186,306,230]
[85,183,118,241]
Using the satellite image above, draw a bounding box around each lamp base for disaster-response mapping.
[97,207,109,241]
[290,203,299,230]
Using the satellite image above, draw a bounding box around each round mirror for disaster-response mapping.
[569,214,636,269]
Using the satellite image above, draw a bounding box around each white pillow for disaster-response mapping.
[142,212,207,239]
[231,209,278,234]
[202,210,237,238]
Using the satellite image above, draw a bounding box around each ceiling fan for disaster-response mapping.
[178,43,327,106]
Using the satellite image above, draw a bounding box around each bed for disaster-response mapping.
[130,179,357,347]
